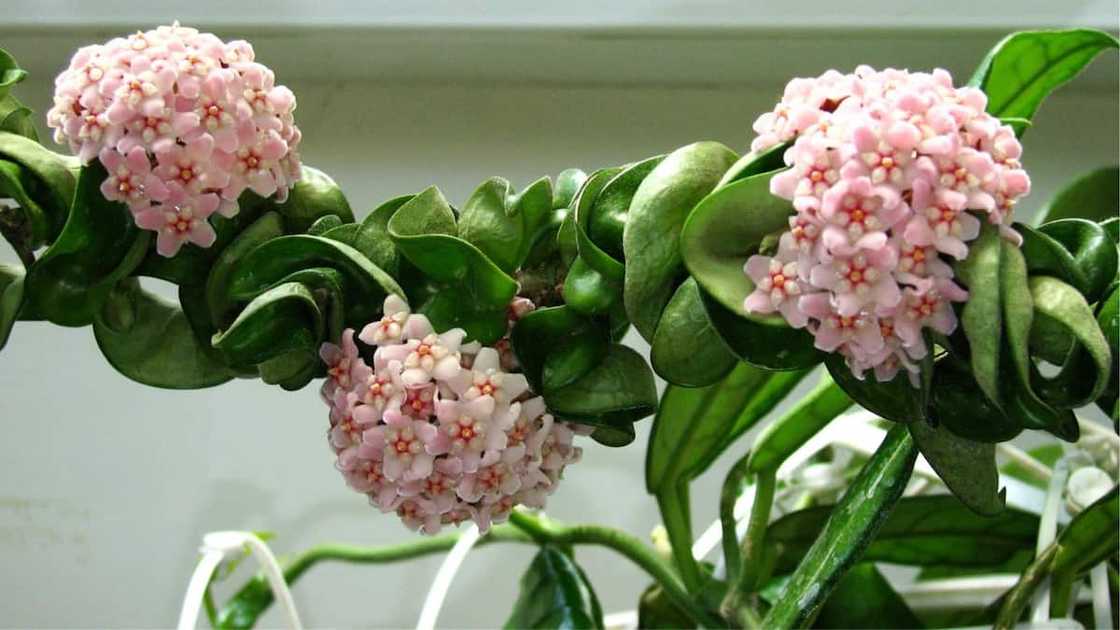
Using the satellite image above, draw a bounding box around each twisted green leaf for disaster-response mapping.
[504,545,603,630]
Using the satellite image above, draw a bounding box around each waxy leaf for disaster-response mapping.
[681,168,820,369]
[25,162,150,327]
[770,495,1038,575]
[762,425,917,629]
[204,211,286,327]
[624,141,737,341]
[1050,487,1118,578]
[824,350,930,424]
[0,263,24,349]
[747,374,852,474]
[225,234,402,330]
[511,305,607,395]
[0,48,36,141]
[1019,219,1118,303]
[504,545,603,630]
[553,168,587,211]
[650,278,736,387]
[970,29,1119,133]
[0,131,75,245]
[909,418,1004,516]
[562,258,620,317]
[571,167,624,280]
[543,344,657,447]
[930,357,1022,443]
[458,176,552,273]
[352,194,412,277]
[212,282,322,369]
[1029,275,1113,409]
[388,186,517,342]
[813,564,923,630]
[1096,287,1119,420]
[586,156,662,261]
[955,222,1005,405]
[716,140,790,188]
[0,159,51,253]
[1036,166,1119,225]
[271,165,355,234]
[93,279,235,388]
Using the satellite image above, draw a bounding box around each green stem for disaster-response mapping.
[719,451,752,583]
[994,544,1059,629]
[720,468,776,626]
[508,510,722,628]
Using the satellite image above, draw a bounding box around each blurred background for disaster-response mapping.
[0,1,1117,627]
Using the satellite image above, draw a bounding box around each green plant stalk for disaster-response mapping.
[721,468,776,624]
[994,544,1058,629]
[655,484,705,595]
[719,451,752,583]
[508,510,722,628]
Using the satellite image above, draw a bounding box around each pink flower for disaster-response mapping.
[47,23,302,258]
[323,295,583,535]
[748,66,1028,385]
[133,185,220,256]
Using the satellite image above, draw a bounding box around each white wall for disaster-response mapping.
[0,12,1117,628]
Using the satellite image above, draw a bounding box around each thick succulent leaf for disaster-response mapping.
[698,286,820,370]
[1019,219,1118,303]
[270,165,355,234]
[910,419,1004,516]
[307,214,342,236]
[0,48,28,100]
[586,156,662,262]
[93,279,235,388]
[930,357,1022,443]
[351,194,412,277]
[623,141,737,341]
[562,257,621,317]
[769,495,1038,575]
[747,374,853,474]
[1096,287,1119,420]
[204,211,285,327]
[1050,487,1119,578]
[0,263,24,349]
[0,159,52,251]
[224,234,401,329]
[1029,275,1113,409]
[503,545,603,630]
[510,305,607,395]
[458,176,552,273]
[543,344,657,446]
[681,168,820,369]
[716,140,790,188]
[762,425,917,629]
[969,29,1119,134]
[571,167,624,279]
[955,222,1005,405]
[646,362,810,493]
[1036,166,1119,225]
[212,282,322,369]
[388,186,517,342]
[25,162,150,327]
[553,168,588,211]
[825,350,931,424]
[813,564,923,630]
[650,278,736,387]
[0,132,76,245]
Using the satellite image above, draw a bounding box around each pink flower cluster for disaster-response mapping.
[320,295,583,535]
[46,23,302,257]
[744,66,1030,384]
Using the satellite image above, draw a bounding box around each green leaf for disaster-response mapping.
[813,564,923,629]
[1029,275,1113,409]
[0,48,28,99]
[0,159,51,251]
[585,156,662,262]
[716,140,791,188]
[681,168,820,370]
[270,165,355,234]
[504,545,603,630]
[969,29,1119,133]
[543,344,657,446]
[205,211,286,327]
[930,357,1022,443]
[824,349,930,424]
[458,176,552,273]
[1036,166,1119,225]
[0,132,77,245]
[624,141,737,341]
[747,374,852,475]
[388,186,517,343]
[769,495,1038,575]
[510,305,606,395]
[1050,486,1118,578]
[1019,219,1118,303]
[646,363,810,493]
[1096,286,1119,420]
[955,222,1005,405]
[910,419,1004,516]
[212,282,322,369]
[350,194,411,277]
[0,263,24,349]
[0,49,36,142]
[553,169,588,211]
[762,424,917,629]
[225,234,402,329]
[562,257,620,317]
[307,214,342,236]
[93,279,235,388]
[650,277,736,387]
[25,161,150,327]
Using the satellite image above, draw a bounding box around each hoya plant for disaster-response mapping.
[0,23,1117,629]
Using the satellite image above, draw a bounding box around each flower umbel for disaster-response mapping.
[47,23,302,257]
[320,295,581,535]
[745,66,1030,384]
